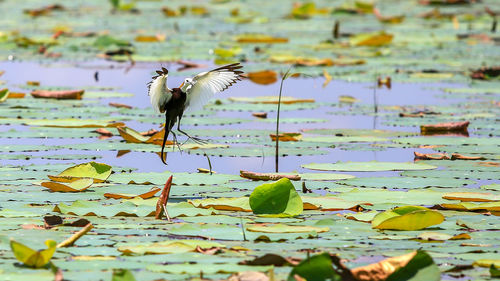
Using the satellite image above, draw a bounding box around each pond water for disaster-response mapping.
[0,60,476,177]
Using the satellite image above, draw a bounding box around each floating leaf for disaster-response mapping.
[236,34,288,43]
[10,239,57,268]
[247,223,328,233]
[249,178,303,217]
[246,70,278,85]
[41,178,94,192]
[189,197,251,212]
[118,240,225,255]
[288,253,340,281]
[416,232,471,241]
[112,269,137,281]
[372,206,445,231]
[31,89,84,100]
[302,196,368,211]
[48,162,112,183]
[302,161,437,172]
[442,192,499,202]
[440,202,500,212]
[352,250,440,281]
[350,31,393,46]
[104,187,161,199]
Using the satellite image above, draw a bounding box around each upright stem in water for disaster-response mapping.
[275,68,290,173]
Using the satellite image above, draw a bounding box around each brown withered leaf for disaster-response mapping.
[420,121,469,134]
[252,112,267,119]
[31,89,84,100]
[351,251,417,281]
[450,153,486,160]
[7,92,26,99]
[93,128,113,137]
[194,246,223,255]
[245,70,278,85]
[109,102,132,109]
[104,187,161,200]
[414,151,450,160]
[156,175,173,220]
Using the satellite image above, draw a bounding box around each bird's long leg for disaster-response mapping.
[160,114,171,165]
[177,115,209,144]
[170,130,183,153]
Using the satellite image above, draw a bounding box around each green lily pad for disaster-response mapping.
[288,253,341,281]
[372,206,445,231]
[249,178,303,217]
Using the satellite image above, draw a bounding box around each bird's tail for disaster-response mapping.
[160,114,171,165]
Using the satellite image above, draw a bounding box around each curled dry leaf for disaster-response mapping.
[156,175,173,220]
[351,251,417,280]
[240,170,301,181]
[93,128,113,137]
[197,168,216,174]
[31,89,84,100]
[109,102,132,109]
[451,153,486,160]
[41,178,94,192]
[414,151,450,160]
[420,121,469,133]
[104,187,161,199]
[252,112,268,119]
[117,126,172,145]
[194,245,223,255]
[141,129,159,137]
[7,92,25,99]
[269,132,302,142]
[244,70,278,85]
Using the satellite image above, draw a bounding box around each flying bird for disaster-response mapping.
[148,63,244,165]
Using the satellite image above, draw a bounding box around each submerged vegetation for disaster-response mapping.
[0,0,499,280]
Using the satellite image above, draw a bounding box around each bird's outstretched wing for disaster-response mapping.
[185,63,243,112]
[148,67,171,113]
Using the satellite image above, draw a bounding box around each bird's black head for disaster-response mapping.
[155,67,169,76]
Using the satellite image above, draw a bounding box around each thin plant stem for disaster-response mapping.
[203,151,213,175]
[275,68,291,173]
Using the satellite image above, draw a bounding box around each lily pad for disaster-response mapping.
[249,178,303,217]
[302,161,437,172]
[372,206,445,231]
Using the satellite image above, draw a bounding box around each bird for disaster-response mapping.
[148,63,244,165]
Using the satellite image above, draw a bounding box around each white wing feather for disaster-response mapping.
[184,63,243,113]
[149,75,171,113]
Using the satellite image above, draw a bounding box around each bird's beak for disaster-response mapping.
[180,82,184,88]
